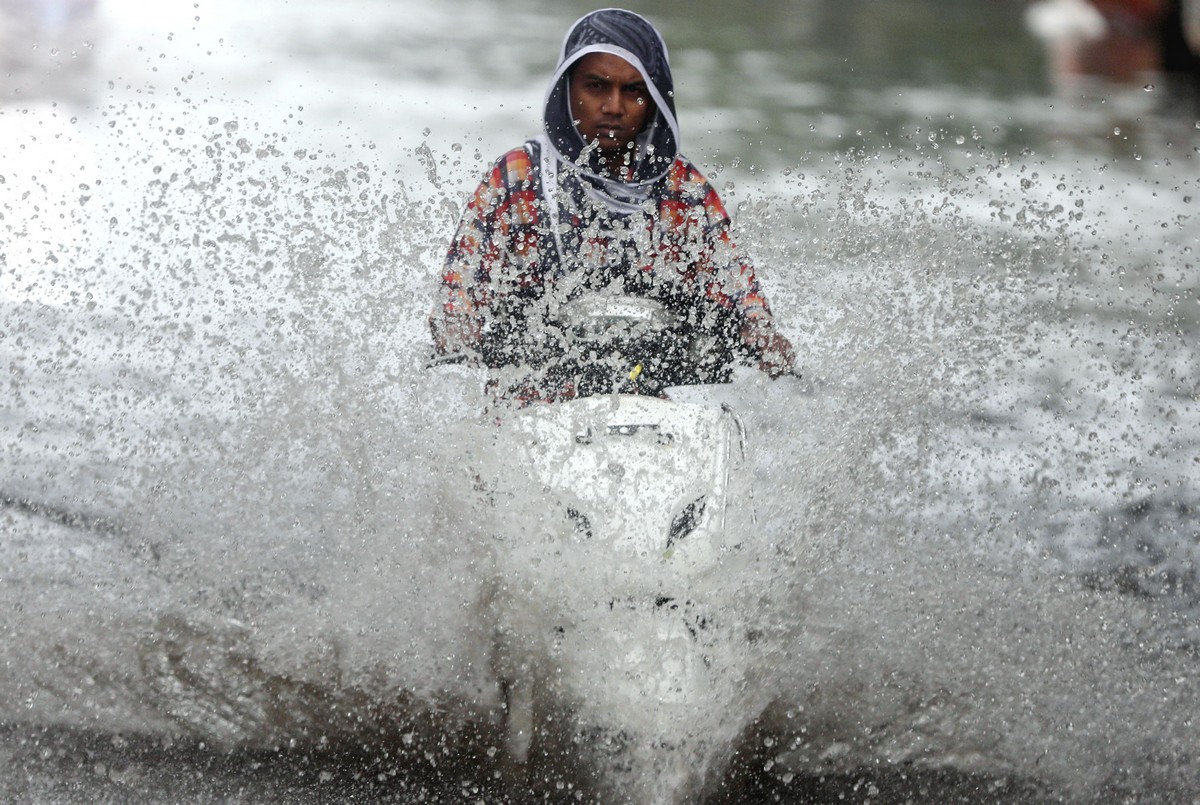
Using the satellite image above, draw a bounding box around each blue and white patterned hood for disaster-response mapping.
[542,8,681,188]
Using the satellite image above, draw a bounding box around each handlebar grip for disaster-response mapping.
[425,352,470,369]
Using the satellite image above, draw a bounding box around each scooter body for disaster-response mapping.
[481,390,759,802]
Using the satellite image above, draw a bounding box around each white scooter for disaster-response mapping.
[463,296,766,803]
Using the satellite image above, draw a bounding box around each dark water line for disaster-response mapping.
[0,722,1069,805]
[0,494,128,538]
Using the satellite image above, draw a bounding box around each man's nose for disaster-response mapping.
[600,88,623,114]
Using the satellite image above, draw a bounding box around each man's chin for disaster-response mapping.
[591,138,634,157]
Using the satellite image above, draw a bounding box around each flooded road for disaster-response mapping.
[3,0,1200,801]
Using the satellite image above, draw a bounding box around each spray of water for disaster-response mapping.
[3,96,1200,802]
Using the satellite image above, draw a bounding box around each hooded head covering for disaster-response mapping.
[542,9,680,192]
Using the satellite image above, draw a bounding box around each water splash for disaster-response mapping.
[3,95,1200,803]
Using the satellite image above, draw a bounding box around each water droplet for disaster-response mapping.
[422,127,431,137]
[1143,84,1154,92]
[955,135,965,145]
[1113,126,1121,136]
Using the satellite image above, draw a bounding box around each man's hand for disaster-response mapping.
[741,322,797,379]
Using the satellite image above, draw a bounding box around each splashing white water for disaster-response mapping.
[3,6,1200,799]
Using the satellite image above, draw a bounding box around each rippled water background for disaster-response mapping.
[3,0,1200,802]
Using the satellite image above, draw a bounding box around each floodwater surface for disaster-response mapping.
[3,0,1200,802]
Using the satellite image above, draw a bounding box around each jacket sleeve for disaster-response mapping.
[688,176,785,359]
[430,149,543,362]
[429,160,509,360]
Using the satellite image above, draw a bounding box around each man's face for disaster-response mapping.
[569,52,654,154]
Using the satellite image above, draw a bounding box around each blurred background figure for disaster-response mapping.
[1,0,99,101]
[1162,0,1200,75]
[1025,0,1108,90]
[1025,0,1199,94]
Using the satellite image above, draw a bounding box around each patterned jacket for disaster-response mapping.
[431,140,781,401]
